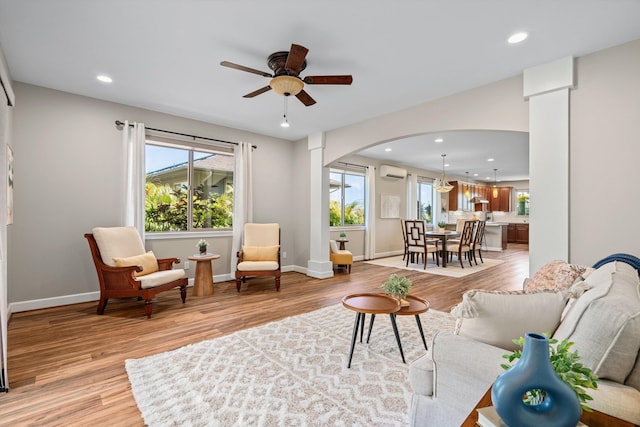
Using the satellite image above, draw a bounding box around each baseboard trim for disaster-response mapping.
[9,263,341,313]
[9,291,101,314]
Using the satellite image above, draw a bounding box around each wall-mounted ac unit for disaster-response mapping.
[380,165,407,179]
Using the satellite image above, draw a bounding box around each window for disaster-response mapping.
[145,139,234,232]
[329,169,365,226]
[516,190,530,216]
[417,178,434,223]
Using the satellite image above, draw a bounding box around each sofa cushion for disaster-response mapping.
[136,269,186,289]
[408,353,434,397]
[242,245,279,261]
[113,251,159,277]
[451,289,567,351]
[553,261,640,384]
[523,260,587,293]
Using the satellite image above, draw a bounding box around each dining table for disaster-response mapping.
[424,230,460,268]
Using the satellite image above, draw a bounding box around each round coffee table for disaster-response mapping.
[365,294,431,352]
[342,293,402,368]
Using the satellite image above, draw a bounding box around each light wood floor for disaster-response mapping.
[3,245,528,426]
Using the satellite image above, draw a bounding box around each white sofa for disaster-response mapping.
[408,259,640,426]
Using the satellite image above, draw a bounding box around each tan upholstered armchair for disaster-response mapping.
[85,226,187,318]
[330,239,353,274]
[235,223,281,291]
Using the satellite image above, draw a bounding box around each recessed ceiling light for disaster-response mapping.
[434,138,444,143]
[444,163,450,167]
[385,148,392,152]
[486,176,492,180]
[508,32,528,44]
[487,158,495,162]
[473,173,478,177]
[96,74,113,83]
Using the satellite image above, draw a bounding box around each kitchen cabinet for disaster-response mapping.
[515,223,529,244]
[448,181,460,211]
[507,224,516,243]
[507,223,529,244]
[489,187,512,212]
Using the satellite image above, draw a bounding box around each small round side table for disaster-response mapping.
[188,253,220,297]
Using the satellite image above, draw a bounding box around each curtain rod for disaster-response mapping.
[335,161,367,169]
[114,120,256,149]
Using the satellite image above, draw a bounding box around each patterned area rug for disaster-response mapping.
[365,255,504,278]
[125,304,456,426]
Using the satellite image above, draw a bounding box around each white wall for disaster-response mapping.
[570,39,640,263]
[322,39,640,267]
[9,83,294,305]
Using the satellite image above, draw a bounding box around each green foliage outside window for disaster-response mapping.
[329,200,364,226]
[145,181,233,231]
[419,201,432,223]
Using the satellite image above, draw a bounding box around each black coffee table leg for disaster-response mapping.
[390,313,406,363]
[415,314,428,350]
[359,312,366,342]
[366,314,376,343]
[348,312,362,368]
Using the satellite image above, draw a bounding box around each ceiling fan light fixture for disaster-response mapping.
[270,75,304,96]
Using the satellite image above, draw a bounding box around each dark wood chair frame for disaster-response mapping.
[446,220,476,268]
[471,220,487,265]
[404,220,439,269]
[85,233,188,319]
[235,228,282,292]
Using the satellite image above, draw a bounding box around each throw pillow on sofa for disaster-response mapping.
[450,289,567,351]
[553,261,640,384]
[523,260,589,293]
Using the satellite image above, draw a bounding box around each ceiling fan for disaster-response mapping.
[220,43,353,106]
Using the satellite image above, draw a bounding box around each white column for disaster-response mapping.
[524,57,574,275]
[307,132,334,278]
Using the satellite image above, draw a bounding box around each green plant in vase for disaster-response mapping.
[501,334,598,411]
[196,239,209,254]
[437,221,447,231]
[339,231,346,238]
[382,274,412,304]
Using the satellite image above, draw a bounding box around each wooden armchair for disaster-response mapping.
[235,223,281,292]
[85,226,187,318]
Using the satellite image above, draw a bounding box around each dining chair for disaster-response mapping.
[401,219,408,261]
[471,220,487,265]
[404,220,439,269]
[445,220,475,268]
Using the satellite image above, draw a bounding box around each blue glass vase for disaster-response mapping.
[491,333,581,427]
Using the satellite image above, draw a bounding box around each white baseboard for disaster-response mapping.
[9,291,101,314]
[8,263,349,313]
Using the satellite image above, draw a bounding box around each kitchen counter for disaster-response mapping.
[484,222,508,251]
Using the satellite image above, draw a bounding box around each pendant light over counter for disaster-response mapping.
[492,168,499,198]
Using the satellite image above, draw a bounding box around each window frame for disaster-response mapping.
[144,136,234,236]
[329,167,366,228]
[416,177,435,225]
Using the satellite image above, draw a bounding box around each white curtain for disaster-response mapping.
[230,141,253,274]
[122,121,146,238]
[364,165,376,260]
[406,173,418,219]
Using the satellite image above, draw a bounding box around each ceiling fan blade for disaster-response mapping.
[220,61,272,77]
[284,44,309,74]
[295,90,316,106]
[303,75,353,85]
[243,86,272,98]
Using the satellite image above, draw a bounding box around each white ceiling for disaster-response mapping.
[358,130,529,183]
[1,1,640,180]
